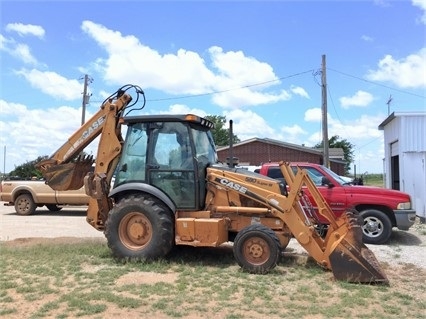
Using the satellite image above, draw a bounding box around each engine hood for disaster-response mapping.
[344,185,411,200]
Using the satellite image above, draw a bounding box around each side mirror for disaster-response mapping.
[321,177,334,188]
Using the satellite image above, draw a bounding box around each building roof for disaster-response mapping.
[378,111,426,130]
[216,137,344,159]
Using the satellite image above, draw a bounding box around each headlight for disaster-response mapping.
[397,202,411,210]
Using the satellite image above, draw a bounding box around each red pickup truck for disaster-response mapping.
[258,162,416,244]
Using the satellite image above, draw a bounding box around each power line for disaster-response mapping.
[327,67,426,99]
[89,66,425,106]
[145,69,315,102]
[88,70,315,104]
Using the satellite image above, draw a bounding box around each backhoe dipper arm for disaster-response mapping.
[36,92,133,191]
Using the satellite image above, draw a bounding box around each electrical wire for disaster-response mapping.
[327,67,426,99]
[145,69,315,102]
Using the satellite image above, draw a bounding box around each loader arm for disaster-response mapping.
[207,162,388,284]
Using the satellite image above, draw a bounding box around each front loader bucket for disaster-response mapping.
[328,212,389,285]
[37,156,94,191]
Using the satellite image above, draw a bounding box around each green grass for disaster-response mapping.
[348,173,385,187]
[0,240,425,318]
[362,174,385,187]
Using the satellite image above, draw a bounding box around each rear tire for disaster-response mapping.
[360,209,392,244]
[233,224,281,274]
[15,194,36,215]
[105,193,174,261]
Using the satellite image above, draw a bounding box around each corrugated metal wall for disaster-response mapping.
[402,152,425,217]
[382,113,426,220]
[400,115,426,152]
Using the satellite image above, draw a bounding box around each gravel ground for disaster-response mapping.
[1,202,425,269]
[287,220,426,269]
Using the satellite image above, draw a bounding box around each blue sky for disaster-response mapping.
[1,0,425,174]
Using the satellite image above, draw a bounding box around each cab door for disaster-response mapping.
[146,122,197,209]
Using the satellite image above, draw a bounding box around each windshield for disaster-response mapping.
[190,126,218,164]
[320,165,348,185]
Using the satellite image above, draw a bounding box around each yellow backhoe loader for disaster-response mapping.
[36,85,388,284]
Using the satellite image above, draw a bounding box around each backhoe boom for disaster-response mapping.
[36,92,132,191]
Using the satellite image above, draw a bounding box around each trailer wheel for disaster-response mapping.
[15,194,36,215]
[233,224,281,274]
[105,193,174,261]
[360,209,392,245]
[46,204,62,212]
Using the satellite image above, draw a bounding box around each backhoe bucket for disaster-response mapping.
[328,212,389,284]
[37,157,94,191]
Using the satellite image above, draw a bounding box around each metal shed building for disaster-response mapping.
[378,112,426,222]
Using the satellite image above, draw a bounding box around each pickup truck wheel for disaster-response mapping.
[46,204,62,212]
[105,194,174,261]
[359,209,392,245]
[15,194,36,216]
[233,224,281,274]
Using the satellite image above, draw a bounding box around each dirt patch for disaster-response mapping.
[2,235,425,319]
[2,237,106,248]
[116,271,179,286]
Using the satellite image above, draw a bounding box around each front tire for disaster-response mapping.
[360,209,392,244]
[233,224,281,274]
[105,194,174,261]
[15,194,36,215]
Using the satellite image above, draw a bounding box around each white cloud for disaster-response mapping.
[361,35,374,42]
[0,99,86,171]
[303,107,384,145]
[81,20,302,109]
[290,85,310,98]
[0,34,7,50]
[160,104,208,117]
[412,0,426,24]
[365,48,426,88]
[209,46,277,85]
[15,69,83,100]
[280,124,308,144]
[223,109,276,141]
[328,114,384,142]
[339,90,374,109]
[212,87,292,109]
[81,20,216,92]
[0,34,38,65]
[373,0,391,8]
[14,43,38,65]
[304,108,322,122]
[302,111,386,173]
[5,23,45,38]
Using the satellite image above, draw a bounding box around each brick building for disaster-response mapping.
[216,137,346,175]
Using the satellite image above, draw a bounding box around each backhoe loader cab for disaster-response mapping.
[37,85,389,284]
[112,115,217,210]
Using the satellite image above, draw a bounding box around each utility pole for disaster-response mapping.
[2,145,5,179]
[80,74,93,125]
[386,95,393,115]
[321,54,330,168]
